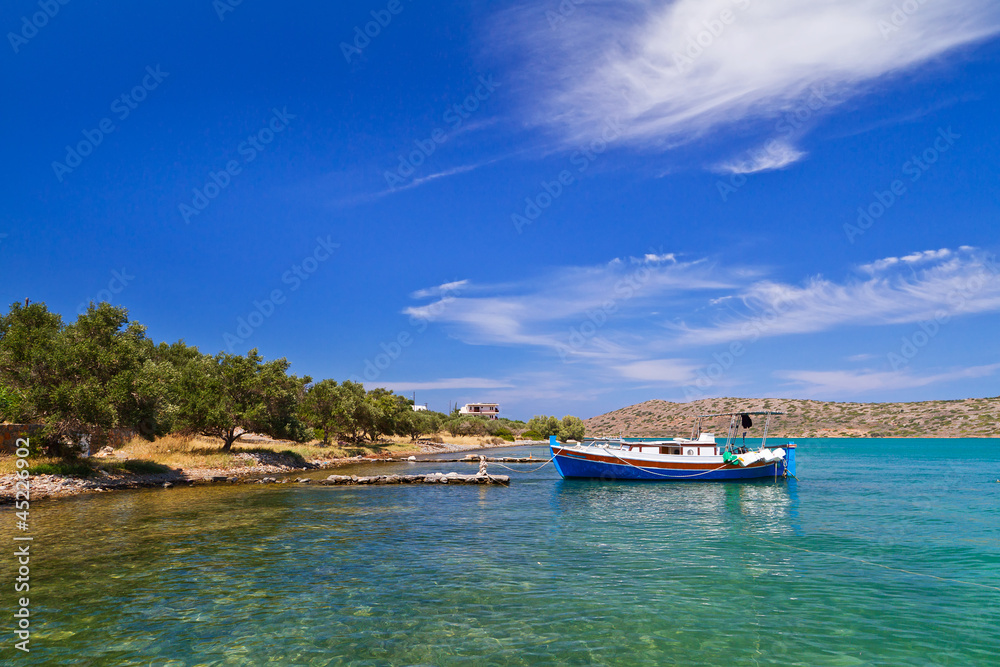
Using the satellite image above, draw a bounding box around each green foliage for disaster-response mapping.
[26,458,170,477]
[301,380,434,444]
[0,384,19,421]
[443,415,492,437]
[524,414,584,441]
[497,418,527,432]
[28,461,96,477]
[559,415,585,441]
[357,388,408,443]
[171,349,310,451]
[488,425,514,438]
[101,459,172,475]
[0,300,461,457]
[0,302,163,451]
[301,379,347,444]
[397,410,441,442]
[527,415,561,437]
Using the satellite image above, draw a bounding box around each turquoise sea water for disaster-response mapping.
[4,438,1000,665]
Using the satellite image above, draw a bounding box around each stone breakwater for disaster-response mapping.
[0,466,511,504]
[315,472,509,485]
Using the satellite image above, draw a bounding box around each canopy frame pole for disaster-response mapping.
[725,414,737,452]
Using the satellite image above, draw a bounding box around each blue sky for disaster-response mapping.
[2,0,1000,420]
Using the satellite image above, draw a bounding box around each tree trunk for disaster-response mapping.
[221,429,239,451]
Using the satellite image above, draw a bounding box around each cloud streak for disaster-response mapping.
[775,363,1000,396]
[715,139,806,174]
[404,252,743,358]
[500,0,1000,149]
[674,247,1000,346]
[402,247,1000,396]
[376,377,515,392]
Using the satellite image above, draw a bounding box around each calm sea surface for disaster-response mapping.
[4,438,1000,665]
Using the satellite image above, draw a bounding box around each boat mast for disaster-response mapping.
[761,412,771,450]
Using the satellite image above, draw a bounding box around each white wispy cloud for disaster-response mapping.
[499,0,1000,148]
[404,252,744,357]
[674,247,1000,346]
[775,363,1000,396]
[375,377,515,391]
[858,247,961,274]
[410,280,469,300]
[614,359,700,383]
[715,140,806,174]
[386,161,491,194]
[322,157,507,208]
[402,247,1000,397]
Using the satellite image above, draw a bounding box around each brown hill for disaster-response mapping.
[584,397,1000,438]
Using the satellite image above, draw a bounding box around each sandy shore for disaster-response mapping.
[0,439,542,504]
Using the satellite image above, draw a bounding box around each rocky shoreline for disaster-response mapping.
[0,439,540,504]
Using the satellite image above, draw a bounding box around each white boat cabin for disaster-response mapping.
[619,432,719,456]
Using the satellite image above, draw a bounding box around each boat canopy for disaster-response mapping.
[691,410,785,451]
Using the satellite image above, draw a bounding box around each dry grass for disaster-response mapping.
[0,434,419,476]
[0,429,514,476]
[112,434,420,470]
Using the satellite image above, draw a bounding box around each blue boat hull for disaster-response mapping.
[551,444,794,481]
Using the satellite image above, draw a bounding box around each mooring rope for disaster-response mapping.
[483,447,781,479]
[485,456,555,474]
[604,447,739,479]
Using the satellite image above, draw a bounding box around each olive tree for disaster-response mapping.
[173,349,310,451]
[558,415,585,441]
[527,415,561,438]
[0,302,161,450]
[300,379,367,444]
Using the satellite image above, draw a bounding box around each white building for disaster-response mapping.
[459,403,500,420]
[412,404,428,412]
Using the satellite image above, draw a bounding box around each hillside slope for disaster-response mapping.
[583,397,1000,438]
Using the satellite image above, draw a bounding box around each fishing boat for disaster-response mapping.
[550,411,796,481]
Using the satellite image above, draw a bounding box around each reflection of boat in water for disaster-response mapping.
[551,411,796,481]
[550,476,799,533]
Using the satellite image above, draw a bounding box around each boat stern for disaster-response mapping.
[785,442,797,477]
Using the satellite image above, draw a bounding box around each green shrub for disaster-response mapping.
[101,460,172,475]
[522,430,543,440]
[28,461,96,477]
[487,424,514,438]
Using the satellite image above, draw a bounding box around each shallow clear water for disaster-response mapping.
[5,438,1000,665]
